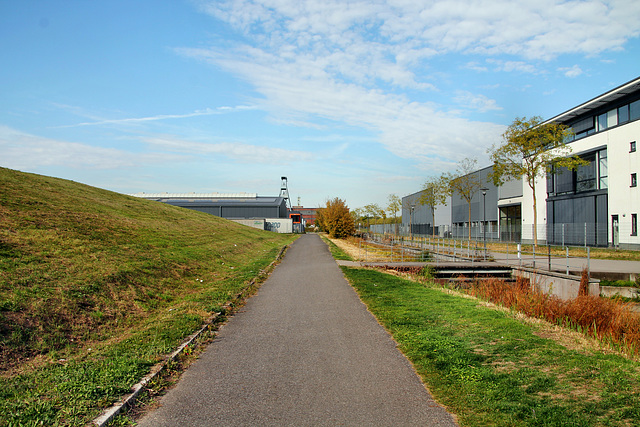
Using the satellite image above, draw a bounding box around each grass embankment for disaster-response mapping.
[342,267,640,426]
[0,167,296,426]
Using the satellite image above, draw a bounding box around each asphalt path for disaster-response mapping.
[137,234,458,426]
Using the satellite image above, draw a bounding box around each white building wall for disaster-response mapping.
[604,120,640,246]
[523,116,640,246]
[521,176,547,244]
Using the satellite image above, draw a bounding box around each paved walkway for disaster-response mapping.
[137,234,458,426]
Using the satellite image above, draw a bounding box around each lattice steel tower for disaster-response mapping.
[280,176,292,210]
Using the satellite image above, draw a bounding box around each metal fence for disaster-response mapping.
[368,222,640,249]
[359,233,599,277]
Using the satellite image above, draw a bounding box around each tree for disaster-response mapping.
[387,194,402,224]
[363,203,386,225]
[320,197,355,239]
[350,207,365,232]
[488,116,586,246]
[445,158,483,241]
[418,175,448,238]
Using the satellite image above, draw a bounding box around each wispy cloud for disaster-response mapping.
[179,46,504,169]
[141,135,315,164]
[185,0,640,169]
[454,91,503,112]
[486,59,539,74]
[559,64,584,78]
[200,0,640,61]
[0,125,175,170]
[56,105,258,128]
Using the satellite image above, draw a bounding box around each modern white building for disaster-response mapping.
[401,76,640,249]
[528,76,640,248]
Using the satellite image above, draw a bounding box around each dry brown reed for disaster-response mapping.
[467,275,640,355]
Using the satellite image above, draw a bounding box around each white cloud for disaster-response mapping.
[179,45,504,169]
[464,61,489,72]
[141,135,315,164]
[487,59,539,74]
[201,0,640,61]
[186,0,640,170]
[454,91,503,112]
[559,64,583,78]
[0,125,158,170]
[57,106,258,128]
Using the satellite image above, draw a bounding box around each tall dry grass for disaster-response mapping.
[467,271,640,356]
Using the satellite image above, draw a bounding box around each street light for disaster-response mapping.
[480,187,489,261]
[410,204,415,241]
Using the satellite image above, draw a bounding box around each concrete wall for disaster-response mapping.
[265,218,293,233]
[513,267,600,300]
[232,219,265,230]
[600,286,640,299]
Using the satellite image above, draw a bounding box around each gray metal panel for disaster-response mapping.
[401,191,435,225]
[597,194,608,246]
[498,177,523,199]
[451,166,497,223]
[222,206,279,219]
[160,196,287,219]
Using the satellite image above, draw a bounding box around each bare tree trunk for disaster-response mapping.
[468,202,472,241]
[531,183,538,247]
[432,206,436,238]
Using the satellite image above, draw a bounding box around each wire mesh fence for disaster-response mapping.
[358,233,598,277]
[368,221,640,249]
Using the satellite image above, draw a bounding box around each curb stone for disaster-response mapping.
[90,245,289,427]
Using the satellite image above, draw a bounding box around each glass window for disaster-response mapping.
[597,113,608,131]
[599,150,608,189]
[632,214,638,236]
[631,100,640,121]
[555,166,574,194]
[607,109,618,127]
[576,154,596,192]
[632,173,637,187]
[575,131,588,140]
[619,105,630,123]
[547,170,555,195]
[631,141,637,153]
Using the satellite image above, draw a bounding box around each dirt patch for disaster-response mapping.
[327,236,362,260]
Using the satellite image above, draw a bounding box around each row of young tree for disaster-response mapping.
[316,116,586,243]
[419,116,585,245]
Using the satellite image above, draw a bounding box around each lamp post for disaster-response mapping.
[410,204,415,241]
[480,187,488,261]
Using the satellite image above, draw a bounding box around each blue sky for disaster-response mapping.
[1,0,640,210]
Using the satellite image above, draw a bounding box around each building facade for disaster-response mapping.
[291,205,318,226]
[528,77,640,248]
[399,76,640,248]
[129,192,288,221]
[401,190,452,237]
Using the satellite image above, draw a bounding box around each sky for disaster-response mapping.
[1,0,640,210]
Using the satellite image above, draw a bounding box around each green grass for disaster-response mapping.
[0,167,297,426]
[319,234,354,260]
[342,267,640,427]
[600,279,639,288]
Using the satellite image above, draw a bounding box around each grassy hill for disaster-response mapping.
[0,167,296,425]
